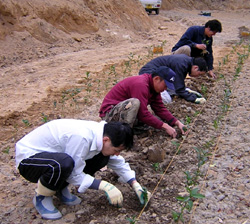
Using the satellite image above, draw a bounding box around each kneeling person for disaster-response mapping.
[16,119,150,220]
[99,66,186,138]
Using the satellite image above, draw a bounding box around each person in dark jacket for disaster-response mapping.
[172,19,222,79]
[99,66,186,138]
[139,54,208,104]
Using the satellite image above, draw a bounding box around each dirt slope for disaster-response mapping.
[161,0,250,10]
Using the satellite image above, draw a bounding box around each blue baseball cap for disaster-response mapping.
[154,66,176,90]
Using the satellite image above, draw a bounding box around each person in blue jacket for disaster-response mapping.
[139,54,208,104]
[172,19,222,79]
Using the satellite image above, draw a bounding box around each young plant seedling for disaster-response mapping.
[140,187,149,206]
[41,113,49,123]
[152,162,160,171]
[2,146,10,154]
[173,187,205,223]
[201,84,208,98]
[172,140,181,154]
[126,215,137,224]
[185,116,191,125]
[22,119,31,127]
[182,126,188,132]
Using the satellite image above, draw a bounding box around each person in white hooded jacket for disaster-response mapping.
[16,119,151,220]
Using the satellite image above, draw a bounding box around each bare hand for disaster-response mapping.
[175,120,186,135]
[162,123,177,138]
[208,70,216,79]
[196,44,207,50]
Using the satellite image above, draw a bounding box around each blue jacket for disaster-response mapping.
[172,26,213,71]
[139,54,199,102]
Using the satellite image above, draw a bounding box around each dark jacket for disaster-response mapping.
[172,26,213,71]
[139,54,198,102]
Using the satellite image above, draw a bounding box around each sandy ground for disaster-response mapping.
[0,8,250,224]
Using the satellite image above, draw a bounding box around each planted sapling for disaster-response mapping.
[126,215,137,224]
[140,187,149,206]
[22,119,31,127]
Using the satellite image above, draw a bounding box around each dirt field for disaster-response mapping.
[0,1,250,224]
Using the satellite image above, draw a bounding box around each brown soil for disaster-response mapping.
[0,1,250,223]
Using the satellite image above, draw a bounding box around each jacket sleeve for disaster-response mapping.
[64,135,96,193]
[174,73,198,102]
[176,88,198,102]
[173,61,197,102]
[107,155,135,183]
[150,95,177,126]
[179,27,199,48]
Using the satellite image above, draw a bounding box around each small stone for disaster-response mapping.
[147,147,165,162]
[217,194,226,201]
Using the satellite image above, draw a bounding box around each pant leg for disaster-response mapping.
[104,98,140,127]
[172,45,191,56]
[83,152,110,176]
[18,152,75,191]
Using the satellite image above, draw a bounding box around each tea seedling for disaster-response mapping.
[152,162,163,173]
[194,146,211,168]
[108,65,119,85]
[182,126,188,132]
[2,146,10,154]
[126,215,137,224]
[184,171,198,186]
[61,87,82,109]
[222,54,229,64]
[202,39,210,45]
[213,119,219,129]
[194,111,201,117]
[41,113,49,123]
[140,187,149,205]
[135,55,143,69]
[152,162,160,171]
[201,84,208,98]
[173,187,205,223]
[22,119,31,127]
[96,79,101,97]
[185,116,191,125]
[203,139,215,150]
[172,140,180,149]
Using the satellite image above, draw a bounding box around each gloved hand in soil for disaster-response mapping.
[186,88,202,97]
[195,97,206,104]
[99,180,123,207]
[132,181,152,205]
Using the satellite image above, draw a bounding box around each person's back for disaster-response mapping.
[139,54,192,76]
[99,74,151,118]
[138,54,207,104]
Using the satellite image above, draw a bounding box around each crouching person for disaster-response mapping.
[15,119,151,220]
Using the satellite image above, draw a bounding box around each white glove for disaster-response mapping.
[99,180,123,207]
[132,182,151,205]
[186,88,202,97]
[195,97,206,104]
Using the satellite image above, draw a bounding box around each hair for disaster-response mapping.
[103,122,134,149]
[205,19,222,33]
[193,57,208,72]
[152,70,163,79]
